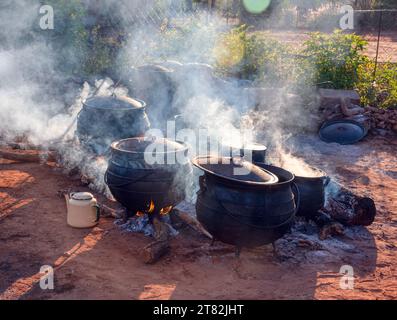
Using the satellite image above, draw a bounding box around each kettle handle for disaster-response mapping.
[92,204,100,222]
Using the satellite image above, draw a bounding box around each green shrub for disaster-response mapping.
[357,61,397,109]
[302,30,369,89]
[214,27,397,108]
[214,25,292,85]
[40,0,124,77]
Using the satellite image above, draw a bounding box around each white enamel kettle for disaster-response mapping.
[66,192,100,228]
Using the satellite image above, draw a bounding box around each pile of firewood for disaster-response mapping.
[364,106,397,134]
[319,89,397,135]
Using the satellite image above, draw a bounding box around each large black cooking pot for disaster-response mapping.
[77,96,150,154]
[193,156,298,248]
[128,65,176,131]
[293,167,330,219]
[105,137,192,217]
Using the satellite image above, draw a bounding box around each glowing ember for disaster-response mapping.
[136,200,156,216]
[160,205,173,216]
[136,211,145,217]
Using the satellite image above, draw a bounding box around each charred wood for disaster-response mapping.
[323,186,376,227]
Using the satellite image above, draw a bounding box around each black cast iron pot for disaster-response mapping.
[292,167,330,219]
[105,137,192,217]
[77,96,150,154]
[193,156,299,248]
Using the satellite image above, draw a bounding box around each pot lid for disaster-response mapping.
[112,137,187,154]
[71,192,94,201]
[83,96,145,111]
[319,119,366,145]
[192,156,279,185]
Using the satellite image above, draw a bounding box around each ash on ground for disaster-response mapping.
[114,214,179,238]
[275,217,372,265]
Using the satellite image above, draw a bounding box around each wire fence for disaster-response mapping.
[109,2,397,67]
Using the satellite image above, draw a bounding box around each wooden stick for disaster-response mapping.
[142,240,170,264]
[0,149,56,163]
[172,209,213,240]
[100,204,126,219]
[142,217,171,264]
[314,211,344,240]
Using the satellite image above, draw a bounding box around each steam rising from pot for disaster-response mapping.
[0,0,333,197]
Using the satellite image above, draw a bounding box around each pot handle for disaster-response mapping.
[291,182,301,217]
[92,204,100,222]
[214,187,298,230]
[220,202,296,230]
[324,176,331,187]
[104,169,155,188]
[199,175,207,192]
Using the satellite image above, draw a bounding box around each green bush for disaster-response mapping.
[214,25,293,85]
[40,0,124,77]
[302,31,369,89]
[357,61,397,109]
[302,31,397,108]
[215,27,397,108]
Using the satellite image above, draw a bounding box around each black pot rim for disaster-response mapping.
[254,164,296,185]
[193,156,280,187]
[111,137,189,155]
[293,166,327,180]
[82,96,147,111]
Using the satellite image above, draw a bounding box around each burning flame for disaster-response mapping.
[136,200,155,217]
[135,201,173,217]
[148,200,155,214]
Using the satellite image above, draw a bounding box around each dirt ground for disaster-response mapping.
[259,30,397,62]
[0,134,396,300]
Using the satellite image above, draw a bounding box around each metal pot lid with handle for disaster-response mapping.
[319,119,367,145]
[192,156,279,186]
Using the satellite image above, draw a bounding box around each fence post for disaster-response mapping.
[373,10,383,83]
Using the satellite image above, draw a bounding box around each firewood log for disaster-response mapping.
[142,240,170,264]
[0,149,57,163]
[100,204,126,219]
[340,98,364,117]
[172,209,213,240]
[141,217,171,264]
[313,211,344,240]
[324,185,376,226]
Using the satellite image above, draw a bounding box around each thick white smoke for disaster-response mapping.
[0,0,338,197]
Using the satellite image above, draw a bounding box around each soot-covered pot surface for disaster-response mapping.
[77,96,150,154]
[106,137,192,217]
[193,156,298,248]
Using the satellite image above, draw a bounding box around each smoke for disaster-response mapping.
[0,0,343,200]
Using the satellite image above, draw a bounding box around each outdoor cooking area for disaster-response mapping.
[1,1,397,301]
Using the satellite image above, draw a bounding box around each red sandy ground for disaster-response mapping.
[0,135,396,300]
